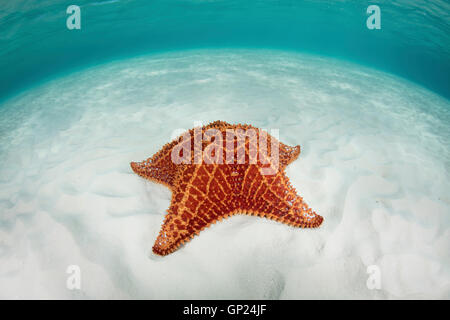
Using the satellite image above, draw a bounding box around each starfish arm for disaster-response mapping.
[240,165,323,228]
[152,164,235,255]
[204,121,301,169]
[263,132,301,169]
[279,144,301,167]
[130,139,180,189]
[130,122,219,189]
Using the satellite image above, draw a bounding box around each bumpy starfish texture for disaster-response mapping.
[130,121,300,190]
[131,121,323,256]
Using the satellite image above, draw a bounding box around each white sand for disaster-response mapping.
[0,49,449,299]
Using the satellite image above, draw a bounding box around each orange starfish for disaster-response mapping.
[131,121,323,256]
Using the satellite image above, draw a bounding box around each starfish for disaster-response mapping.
[131,121,323,256]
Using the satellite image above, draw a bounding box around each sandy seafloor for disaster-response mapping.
[0,49,449,299]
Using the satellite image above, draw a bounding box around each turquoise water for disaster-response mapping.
[1,1,450,299]
[0,0,449,102]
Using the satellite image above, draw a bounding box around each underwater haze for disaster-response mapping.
[0,0,449,101]
[0,1,449,299]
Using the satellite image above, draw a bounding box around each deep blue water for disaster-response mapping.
[0,0,449,103]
